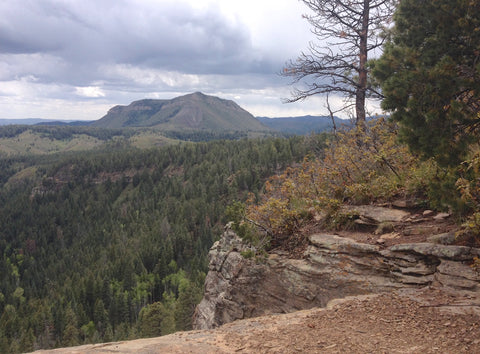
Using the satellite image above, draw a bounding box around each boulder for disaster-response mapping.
[427,232,456,245]
[344,205,410,223]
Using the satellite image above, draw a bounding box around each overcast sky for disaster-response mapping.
[0,0,378,120]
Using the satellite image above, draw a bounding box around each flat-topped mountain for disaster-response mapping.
[92,92,269,132]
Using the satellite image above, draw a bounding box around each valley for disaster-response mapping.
[1,92,479,353]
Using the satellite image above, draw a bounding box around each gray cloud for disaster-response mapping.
[0,0,331,120]
[0,0,273,86]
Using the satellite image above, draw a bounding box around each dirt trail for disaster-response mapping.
[33,287,480,354]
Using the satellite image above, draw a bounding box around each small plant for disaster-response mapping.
[323,209,360,231]
[375,221,395,235]
[240,249,255,259]
[456,212,480,246]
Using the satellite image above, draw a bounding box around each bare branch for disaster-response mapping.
[325,94,340,135]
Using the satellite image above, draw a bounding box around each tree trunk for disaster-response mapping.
[356,0,370,125]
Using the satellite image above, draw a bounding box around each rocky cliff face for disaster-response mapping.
[193,229,480,330]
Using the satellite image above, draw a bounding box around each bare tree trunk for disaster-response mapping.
[356,0,370,125]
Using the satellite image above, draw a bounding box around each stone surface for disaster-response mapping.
[423,210,435,217]
[193,230,480,330]
[434,212,451,220]
[427,231,456,245]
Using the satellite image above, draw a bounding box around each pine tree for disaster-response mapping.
[372,0,480,166]
[137,302,166,338]
[174,282,202,331]
[62,307,80,347]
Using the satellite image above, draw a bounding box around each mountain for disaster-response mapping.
[93,92,269,132]
[257,115,349,135]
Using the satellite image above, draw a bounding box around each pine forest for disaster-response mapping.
[0,134,323,352]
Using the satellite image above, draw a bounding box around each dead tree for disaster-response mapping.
[282,0,397,125]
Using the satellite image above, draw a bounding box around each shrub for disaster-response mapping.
[455,153,480,246]
[244,119,442,248]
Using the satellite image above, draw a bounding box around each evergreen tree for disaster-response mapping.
[62,307,80,347]
[372,0,480,166]
[137,302,165,337]
[174,281,203,331]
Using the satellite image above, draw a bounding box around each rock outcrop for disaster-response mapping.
[193,230,480,330]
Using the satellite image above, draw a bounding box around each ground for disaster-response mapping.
[228,288,480,353]
[32,287,480,353]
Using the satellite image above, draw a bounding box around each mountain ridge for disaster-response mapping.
[0,93,354,137]
[257,115,347,135]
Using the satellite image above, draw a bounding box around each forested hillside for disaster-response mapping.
[0,135,323,352]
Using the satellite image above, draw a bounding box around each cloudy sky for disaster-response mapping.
[0,0,376,120]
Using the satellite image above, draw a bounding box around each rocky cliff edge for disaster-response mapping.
[193,223,480,330]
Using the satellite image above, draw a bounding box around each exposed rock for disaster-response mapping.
[379,232,400,240]
[344,205,410,223]
[434,212,451,220]
[193,230,480,330]
[392,199,409,208]
[389,242,480,260]
[423,210,435,217]
[427,231,456,245]
[192,230,262,329]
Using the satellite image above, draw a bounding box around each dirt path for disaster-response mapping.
[33,287,480,354]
